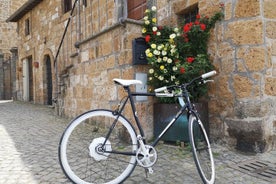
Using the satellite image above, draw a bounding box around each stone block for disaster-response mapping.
[237,47,266,72]
[233,75,253,98]
[235,0,260,18]
[224,2,232,20]
[234,99,273,119]
[264,0,276,19]
[225,118,268,153]
[217,75,233,100]
[266,21,276,39]
[265,77,276,96]
[226,19,263,45]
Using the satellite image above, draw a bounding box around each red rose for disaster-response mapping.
[200,24,206,31]
[195,21,200,25]
[180,67,185,74]
[186,57,195,63]
[145,35,151,42]
[153,31,157,35]
[196,14,200,19]
[183,23,193,32]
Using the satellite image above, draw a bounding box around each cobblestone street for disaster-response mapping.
[0,100,275,184]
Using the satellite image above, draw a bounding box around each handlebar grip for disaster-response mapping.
[201,71,217,79]
[154,86,167,93]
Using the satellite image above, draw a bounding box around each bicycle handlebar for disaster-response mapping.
[201,70,217,79]
[154,70,217,93]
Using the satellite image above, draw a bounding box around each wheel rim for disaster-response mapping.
[189,115,215,184]
[59,110,137,184]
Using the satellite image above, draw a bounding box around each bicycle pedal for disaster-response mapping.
[144,167,154,178]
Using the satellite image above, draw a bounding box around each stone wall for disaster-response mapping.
[0,0,26,100]
[205,0,275,152]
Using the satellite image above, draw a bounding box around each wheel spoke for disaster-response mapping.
[59,110,137,184]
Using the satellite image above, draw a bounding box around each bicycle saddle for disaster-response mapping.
[113,78,142,86]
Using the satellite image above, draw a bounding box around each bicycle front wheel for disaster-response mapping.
[188,114,215,184]
[59,109,138,184]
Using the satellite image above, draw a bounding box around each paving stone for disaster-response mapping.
[0,101,275,184]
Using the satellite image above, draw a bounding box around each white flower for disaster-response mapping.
[149,69,154,74]
[163,57,168,61]
[143,16,148,20]
[157,44,163,50]
[170,48,176,54]
[157,32,161,36]
[173,66,178,71]
[169,33,176,39]
[145,49,150,54]
[167,58,172,63]
[162,50,167,56]
[152,27,158,32]
[145,20,150,25]
[151,6,157,11]
[174,27,179,33]
[153,50,160,55]
[157,58,162,63]
[149,77,153,81]
[171,76,176,81]
[158,76,164,81]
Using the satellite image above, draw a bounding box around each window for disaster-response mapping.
[127,0,147,20]
[63,0,72,13]
[25,18,30,36]
[178,6,199,24]
[83,0,87,7]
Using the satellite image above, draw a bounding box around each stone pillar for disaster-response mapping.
[0,54,3,100]
[10,47,18,100]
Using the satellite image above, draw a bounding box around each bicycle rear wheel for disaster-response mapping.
[188,114,215,184]
[59,109,138,184]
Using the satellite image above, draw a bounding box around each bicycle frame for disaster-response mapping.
[113,85,195,149]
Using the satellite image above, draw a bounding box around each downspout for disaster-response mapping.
[53,0,79,113]
[119,0,128,24]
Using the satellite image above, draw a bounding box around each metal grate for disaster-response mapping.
[229,159,276,182]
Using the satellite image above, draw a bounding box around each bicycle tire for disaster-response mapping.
[188,114,215,184]
[59,109,138,184]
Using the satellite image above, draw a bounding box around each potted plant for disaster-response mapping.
[142,5,224,142]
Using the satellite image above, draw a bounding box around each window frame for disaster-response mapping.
[25,18,30,36]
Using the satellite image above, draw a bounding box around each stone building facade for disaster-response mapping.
[0,0,27,99]
[6,0,276,152]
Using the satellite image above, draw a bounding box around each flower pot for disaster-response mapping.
[153,102,209,142]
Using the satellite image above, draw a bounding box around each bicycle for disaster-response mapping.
[59,70,217,184]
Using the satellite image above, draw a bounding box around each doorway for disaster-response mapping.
[23,57,33,101]
[45,55,53,105]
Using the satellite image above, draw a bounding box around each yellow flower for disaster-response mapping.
[152,18,157,23]
[160,65,165,70]
[142,28,147,33]
[151,44,157,49]
[147,52,153,57]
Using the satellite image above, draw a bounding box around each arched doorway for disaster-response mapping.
[45,55,53,105]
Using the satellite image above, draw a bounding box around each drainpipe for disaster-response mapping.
[119,0,128,24]
[53,0,79,114]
